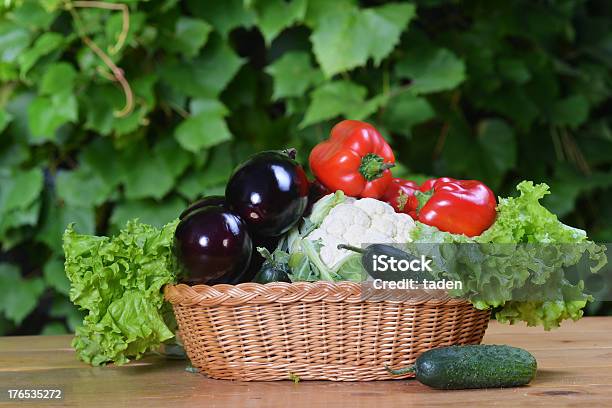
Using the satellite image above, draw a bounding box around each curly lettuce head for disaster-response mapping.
[63,219,179,366]
[410,181,607,330]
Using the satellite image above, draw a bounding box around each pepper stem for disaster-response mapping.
[359,153,395,181]
[385,365,416,376]
[397,190,409,212]
[337,244,365,254]
[415,189,434,213]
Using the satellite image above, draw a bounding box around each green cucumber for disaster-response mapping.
[387,345,537,389]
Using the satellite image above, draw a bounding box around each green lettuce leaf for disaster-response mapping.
[409,180,607,330]
[477,180,588,244]
[63,219,179,366]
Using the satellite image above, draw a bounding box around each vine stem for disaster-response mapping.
[65,1,134,117]
[81,35,133,117]
[72,1,129,55]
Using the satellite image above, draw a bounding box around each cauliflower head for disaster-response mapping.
[306,192,416,268]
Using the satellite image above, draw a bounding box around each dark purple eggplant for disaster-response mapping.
[225,149,309,237]
[174,206,252,284]
[179,195,226,220]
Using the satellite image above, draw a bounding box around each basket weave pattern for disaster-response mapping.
[165,282,490,381]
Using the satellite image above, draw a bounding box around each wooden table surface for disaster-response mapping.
[1,317,611,408]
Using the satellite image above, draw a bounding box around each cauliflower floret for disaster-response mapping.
[394,213,417,241]
[306,195,416,268]
[327,204,371,226]
[342,224,368,245]
[354,198,395,216]
[371,215,396,237]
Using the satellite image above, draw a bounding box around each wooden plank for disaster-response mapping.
[0,317,611,407]
[0,335,74,352]
[2,344,611,373]
[3,317,611,352]
[2,368,612,408]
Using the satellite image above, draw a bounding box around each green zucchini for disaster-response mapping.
[387,345,537,389]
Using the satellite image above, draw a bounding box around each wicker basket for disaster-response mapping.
[164,281,490,381]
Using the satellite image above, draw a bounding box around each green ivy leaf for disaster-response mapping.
[8,1,58,31]
[49,297,84,332]
[43,258,70,296]
[18,32,63,77]
[82,75,156,137]
[38,200,95,252]
[110,196,185,232]
[153,137,192,179]
[381,93,435,135]
[190,98,229,116]
[0,168,43,214]
[252,0,308,44]
[27,91,78,142]
[0,263,45,325]
[396,47,466,94]
[0,110,13,133]
[164,17,212,57]
[56,168,113,207]
[481,86,539,130]
[443,118,516,189]
[106,11,146,51]
[311,3,415,77]
[300,80,383,128]
[186,0,256,38]
[361,3,417,65]
[177,143,234,200]
[0,200,40,250]
[304,0,356,27]
[159,36,244,98]
[122,148,176,200]
[79,139,124,188]
[265,51,324,100]
[39,62,77,95]
[544,165,612,217]
[81,85,118,136]
[0,22,31,63]
[41,322,67,335]
[0,168,42,247]
[550,95,589,129]
[174,98,233,152]
[498,57,531,84]
[40,0,62,12]
[477,119,517,182]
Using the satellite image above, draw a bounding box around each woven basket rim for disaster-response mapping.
[164,281,473,307]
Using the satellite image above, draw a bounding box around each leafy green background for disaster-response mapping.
[0,0,611,336]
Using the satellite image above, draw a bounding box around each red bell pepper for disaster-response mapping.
[309,120,395,198]
[382,178,420,217]
[407,177,497,237]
